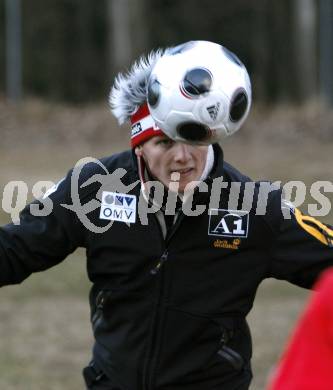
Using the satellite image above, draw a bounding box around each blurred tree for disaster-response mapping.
[293,0,317,101]
[0,1,4,93]
[319,0,333,105]
[22,0,108,102]
[266,1,295,101]
[107,0,148,76]
[251,0,271,101]
[108,0,133,74]
[21,0,62,97]
[5,0,22,102]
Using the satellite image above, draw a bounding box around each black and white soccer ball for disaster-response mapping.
[147,40,252,145]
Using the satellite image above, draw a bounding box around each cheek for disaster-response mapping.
[194,153,206,170]
[158,161,169,177]
[147,157,166,177]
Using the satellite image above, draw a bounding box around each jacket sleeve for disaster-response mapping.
[0,170,84,286]
[267,193,333,288]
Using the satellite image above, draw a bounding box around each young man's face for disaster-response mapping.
[135,135,209,193]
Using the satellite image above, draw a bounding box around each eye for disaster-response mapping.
[157,138,174,147]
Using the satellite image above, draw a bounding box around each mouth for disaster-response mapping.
[170,168,194,177]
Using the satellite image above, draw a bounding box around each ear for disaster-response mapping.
[134,146,143,157]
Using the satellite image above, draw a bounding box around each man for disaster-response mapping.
[0,42,333,390]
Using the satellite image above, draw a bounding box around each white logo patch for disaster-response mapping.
[99,191,136,224]
[208,209,249,238]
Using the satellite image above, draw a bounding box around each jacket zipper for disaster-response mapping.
[149,210,185,274]
[143,249,168,390]
[143,211,186,389]
[150,250,169,275]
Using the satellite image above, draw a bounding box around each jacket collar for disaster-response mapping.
[207,143,224,182]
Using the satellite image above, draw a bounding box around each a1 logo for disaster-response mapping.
[208,209,249,238]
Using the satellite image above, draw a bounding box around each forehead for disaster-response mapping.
[142,134,173,147]
[141,136,209,155]
[153,134,171,141]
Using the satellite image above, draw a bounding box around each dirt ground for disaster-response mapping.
[0,98,332,389]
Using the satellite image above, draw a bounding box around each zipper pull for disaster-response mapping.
[150,250,169,275]
[96,291,105,309]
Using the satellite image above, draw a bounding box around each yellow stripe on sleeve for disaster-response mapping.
[294,208,333,246]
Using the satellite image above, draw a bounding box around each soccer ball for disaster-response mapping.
[147,40,252,145]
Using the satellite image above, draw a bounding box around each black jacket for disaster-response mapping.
[1,145,333,390]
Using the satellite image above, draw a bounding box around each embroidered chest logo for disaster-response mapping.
[208,209,249,238]
[213,238,241,250]
[99,191,136,223]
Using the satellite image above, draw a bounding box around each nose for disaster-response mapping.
[173,143,191,163]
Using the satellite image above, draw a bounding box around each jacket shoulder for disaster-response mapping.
[47,150,138,206]
[99,149,135,174]
[223,161,252,183]
[78,149,135,178]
